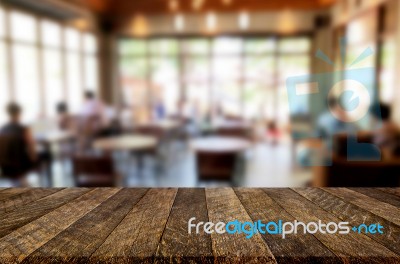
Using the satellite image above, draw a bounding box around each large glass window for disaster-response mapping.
[13,45,41,122]
[0,7,5,38]
[118,37,311,125]
[10,11,36,43]
[42,20,63,116]
[0,7,100,123]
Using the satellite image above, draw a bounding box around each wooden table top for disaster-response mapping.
[0,188,400,263]
[190,136,252,153]
[93,135,157,151]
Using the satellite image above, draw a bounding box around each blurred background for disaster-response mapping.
[0,0,399,188]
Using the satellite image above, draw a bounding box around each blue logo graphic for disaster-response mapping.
[286,38,381,166]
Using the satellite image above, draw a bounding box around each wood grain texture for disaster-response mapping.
[155,188,213,263]
[0,188,398,263]
[294,188,400,256]
[378,188,400,197]
[234,188,338,263]
[91,188,178,263]
[323,188,400,226]
[24,188,148,263]
[0,188,120,263]
[205,188,276,264]
[263,188,400,263]
[349,188,400,208]
[0,188,33,202]
[0,188,60,214]
[0,188,90,239]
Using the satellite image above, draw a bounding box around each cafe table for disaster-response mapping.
[93,135,158,181]
[0,187,399,263]
[35,130,75,186]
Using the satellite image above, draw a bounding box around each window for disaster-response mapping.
[118,36,311,125]
[41,20,63,116]
[13,45,41,122]
[67,53,83,113]
[0,8,100,123]
[10,11,37,43]
[41,20,61,47]
[83,33,99,92]
[0,7,5,38]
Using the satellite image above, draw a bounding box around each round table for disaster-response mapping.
[93,135,157,152]
[93,135,158,184]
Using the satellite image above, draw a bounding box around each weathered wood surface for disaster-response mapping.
[0,188,398,263]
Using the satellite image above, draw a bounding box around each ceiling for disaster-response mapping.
[82,0,336,17]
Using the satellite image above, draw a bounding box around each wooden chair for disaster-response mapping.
[196,150,245,185]
[0,135,32,186]
[72,155,118,187]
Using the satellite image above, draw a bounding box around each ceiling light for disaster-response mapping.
[193,0,204,10]
[169,0,179,11]
[175,14,184,31]
[239,12,249,30]
[222,0,232,5]
[206,12,217,31]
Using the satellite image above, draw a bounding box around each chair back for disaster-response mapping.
[72,155,116,187]
[0,134,32,178]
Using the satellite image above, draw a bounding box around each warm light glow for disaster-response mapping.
[206,12,217,31]
[169,0,179,12]
[192,0,204,10]
[239,12,249,30]
[131,15,149,37]
[278,10,296,34]
[222,0,232,5]
[175,14,184,31]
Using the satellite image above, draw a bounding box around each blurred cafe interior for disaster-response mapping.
[1,0,400,187]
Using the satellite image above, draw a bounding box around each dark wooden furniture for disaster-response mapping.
[0,188,399,263]
[72,155,118,187]
[313,133,400,187]
[191,137,251,182]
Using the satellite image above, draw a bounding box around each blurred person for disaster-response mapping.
[80,90,104,120]
[0,103,50,185]
[370,102,400,157]
[153,99,166,120]
[78,91,105,150]
[56,102,74,131]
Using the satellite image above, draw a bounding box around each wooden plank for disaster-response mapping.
[155,188,213,263]
[0,188,120,263]
[0,188,90,238]
[294,188,400,256]
[0,188,61,214]
[234,188,338,263]
[91,188,178,263]
[323,188,400,226]
[377,188,400,197]
[263,188,399,263]
[205,188,276,264]
[23,188,148,263]
[349,188,400,208]
[0,188,32,201]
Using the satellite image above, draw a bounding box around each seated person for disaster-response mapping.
[370,102,400,158]
[0,103,39,181]
[56,102,74,131]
